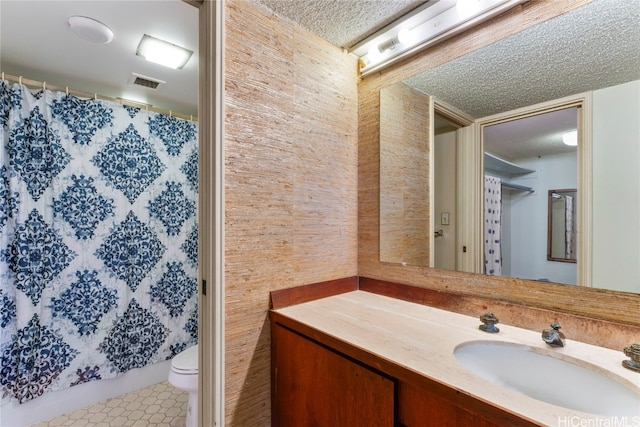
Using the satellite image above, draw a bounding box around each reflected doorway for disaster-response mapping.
[433,113,460,270]
[482,107,579,284]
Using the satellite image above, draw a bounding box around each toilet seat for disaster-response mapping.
[170,344,198,374]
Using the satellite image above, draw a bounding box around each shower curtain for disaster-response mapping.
[484,176,502,275]
[0,81,198,404]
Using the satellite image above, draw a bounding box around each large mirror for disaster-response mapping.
[379,0,640,293]
[548,189,577,263]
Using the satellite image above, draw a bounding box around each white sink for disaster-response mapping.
[454,340,640,416]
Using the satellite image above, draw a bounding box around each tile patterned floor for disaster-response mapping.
[30,382,188,427]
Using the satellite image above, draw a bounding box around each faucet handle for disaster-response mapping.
[479,312,500,333]
[550,322,562,331]
[542,322,566,347]
[622,343,640,372]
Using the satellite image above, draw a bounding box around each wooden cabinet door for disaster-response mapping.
[398,381,538,427]
[272,324,395,427]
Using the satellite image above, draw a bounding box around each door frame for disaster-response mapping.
[430,99,475,270]
[195,1,225,426]
[473,92,593,286]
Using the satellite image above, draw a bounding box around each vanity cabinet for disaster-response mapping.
[271,312,539,427]
[397,380,516,427]
[271,323,395,427]
[272,324,395,427]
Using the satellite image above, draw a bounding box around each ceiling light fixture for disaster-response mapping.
[562,130,578,146]
[67,16,114,44]
[136,34,193,69]
[351,0,527,76]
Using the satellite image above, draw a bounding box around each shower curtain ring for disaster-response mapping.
[43,81,46,91]
[19,76,23,85]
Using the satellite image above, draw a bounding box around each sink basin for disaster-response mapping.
[454,340,640,416]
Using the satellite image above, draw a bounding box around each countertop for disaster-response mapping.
[273,290,640,426]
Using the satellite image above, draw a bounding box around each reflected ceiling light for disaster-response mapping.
[136,34,193,69]
[351,0,527,76]
[563,130,578,146]
[67,16,114,44]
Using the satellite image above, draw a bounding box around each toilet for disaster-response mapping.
[168,344,198,427]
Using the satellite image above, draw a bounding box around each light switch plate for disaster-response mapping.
[441,212,450,225]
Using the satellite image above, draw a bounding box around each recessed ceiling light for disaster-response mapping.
[67,16,114,44]
[136,34,193,70]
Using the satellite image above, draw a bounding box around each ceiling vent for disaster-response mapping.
[129,73,165,90]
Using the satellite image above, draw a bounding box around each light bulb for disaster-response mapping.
[456,0,483,15]
[368,44,382,61]
[397,28,415,45]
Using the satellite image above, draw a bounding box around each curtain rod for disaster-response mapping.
[1,72,197,122]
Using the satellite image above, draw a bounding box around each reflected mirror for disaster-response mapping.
[548,189,577,263]
[379,0,640,293]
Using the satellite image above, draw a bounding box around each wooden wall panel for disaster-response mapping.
[224,0,358,425]
[359,0,640,328]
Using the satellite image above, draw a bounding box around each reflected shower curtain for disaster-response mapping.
[484,176,502,275]
[0,81,198,404]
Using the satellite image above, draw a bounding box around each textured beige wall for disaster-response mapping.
[380,82,431,265]
[224,0,358,424]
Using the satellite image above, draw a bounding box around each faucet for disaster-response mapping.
[542,322,565,347]
[479,312,500,333]
[622,343,640,372]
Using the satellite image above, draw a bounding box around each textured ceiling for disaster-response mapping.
[404,0,640,119]
[254,0,426,48]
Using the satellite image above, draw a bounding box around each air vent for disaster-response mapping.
[134,76,160,89]
[128,73,165,90]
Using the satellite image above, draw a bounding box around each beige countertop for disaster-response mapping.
[274,290,640,426]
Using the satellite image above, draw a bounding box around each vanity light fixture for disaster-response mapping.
[563,130,578,146]
[136,34,193,69]
[352,0,527,76]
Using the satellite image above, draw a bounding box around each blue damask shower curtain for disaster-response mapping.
[0,81,198,404]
